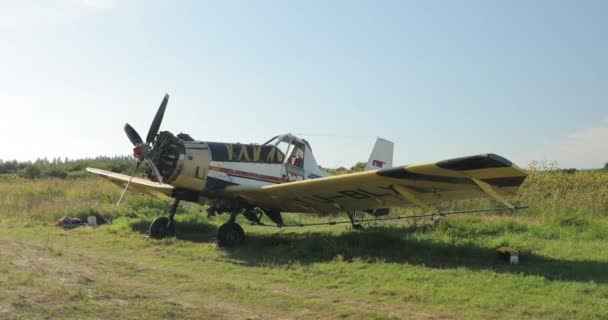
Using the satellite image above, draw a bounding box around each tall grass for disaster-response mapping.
[518,168,608,218]
[0,175,168,225]
[1,169,607,226]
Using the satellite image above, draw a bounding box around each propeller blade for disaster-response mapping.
[124,123,143,146]
[146,93,169,144]
[145,158,163,184]
[116,161,141,207]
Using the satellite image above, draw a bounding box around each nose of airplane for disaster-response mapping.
[121,93,170,183]
[143,131,184,183]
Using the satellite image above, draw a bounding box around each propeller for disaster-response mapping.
[124,123,143,146]
[146,93,169,144]
[116,93,170,207]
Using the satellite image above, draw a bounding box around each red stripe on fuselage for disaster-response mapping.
[208,166,288,184]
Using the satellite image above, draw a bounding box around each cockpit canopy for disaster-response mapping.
[205,133,327,179]
[263,134,309,168]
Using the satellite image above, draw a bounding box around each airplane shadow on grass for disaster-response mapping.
[128,219,607,283]
[127,217,218,243]
[226,225,608,284]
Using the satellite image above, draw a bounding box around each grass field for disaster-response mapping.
[0,168,607,319]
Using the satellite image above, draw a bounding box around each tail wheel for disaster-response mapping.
[217,222,245,248]
[149,217,173,239]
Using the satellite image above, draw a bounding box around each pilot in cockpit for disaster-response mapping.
[288,148,304,168]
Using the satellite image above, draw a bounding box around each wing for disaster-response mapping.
[86,167,174,197]
[223,154,527,213]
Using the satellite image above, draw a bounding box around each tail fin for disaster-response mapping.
[365,137,394,171]
[364,137,393,216]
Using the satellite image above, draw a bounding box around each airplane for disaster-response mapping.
[87,94,529,247]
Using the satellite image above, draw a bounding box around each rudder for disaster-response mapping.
[365,137,394,170]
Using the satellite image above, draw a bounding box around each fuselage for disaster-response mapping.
[145,132,329,202]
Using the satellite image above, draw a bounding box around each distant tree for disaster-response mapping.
[350,162,367,172]
[34,157,50,166]
[325,166,348,175]
[109,162,131,173]
[1,160,20,173]
[323,162,368,175]
[604,162,608,170]
[0,155,137,177]
[43,168,68,179]
[21,165,41,179]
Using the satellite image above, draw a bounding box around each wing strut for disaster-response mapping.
[393,185,432,211]
[471,178,516,209]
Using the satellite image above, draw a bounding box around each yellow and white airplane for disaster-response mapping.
[87,94,528,247]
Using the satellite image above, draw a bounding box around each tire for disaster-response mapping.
[166,220,176,236]
[352,223,365,231]
[149,217,170,239]
[217,222,245,248]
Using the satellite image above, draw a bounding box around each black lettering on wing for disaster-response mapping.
[357,188,391,197]
[338,190,370,200]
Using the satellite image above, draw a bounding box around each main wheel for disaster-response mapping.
[149,217,172,239]
[352,223,365,230]
[217,222,245,248]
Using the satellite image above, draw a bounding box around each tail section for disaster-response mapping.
[364,137,393,216]
[365,137,394,171]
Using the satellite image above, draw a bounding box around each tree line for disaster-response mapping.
[0,155,370,180]
[321,162,367,175]
[0,156,135,179]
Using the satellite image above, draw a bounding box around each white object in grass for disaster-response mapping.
[87,216,97,226]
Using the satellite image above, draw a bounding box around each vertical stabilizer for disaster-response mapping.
[365,137,394,171]
[364,137,394,216]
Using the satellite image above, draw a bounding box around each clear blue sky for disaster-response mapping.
[1,0,607,168]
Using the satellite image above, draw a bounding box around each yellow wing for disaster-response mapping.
[86,167,174,197]
[224,154,527,213]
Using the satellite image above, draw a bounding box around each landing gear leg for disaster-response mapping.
[217,210,245,248]
[242,207,263,225]
[347,210,364,230]
[149,199,180,239]
[167,200,180,234]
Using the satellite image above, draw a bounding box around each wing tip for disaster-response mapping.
[86,167,105,174]
[435,153,514,171]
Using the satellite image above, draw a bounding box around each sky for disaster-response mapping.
[0,0,607,169]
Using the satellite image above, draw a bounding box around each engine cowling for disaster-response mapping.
[145,131,185,183]
[145,131,212,194]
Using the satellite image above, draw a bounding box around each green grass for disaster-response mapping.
[0,170,607,319]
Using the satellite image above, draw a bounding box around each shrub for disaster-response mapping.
[20,165,41,179]
[43,168,68,179]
